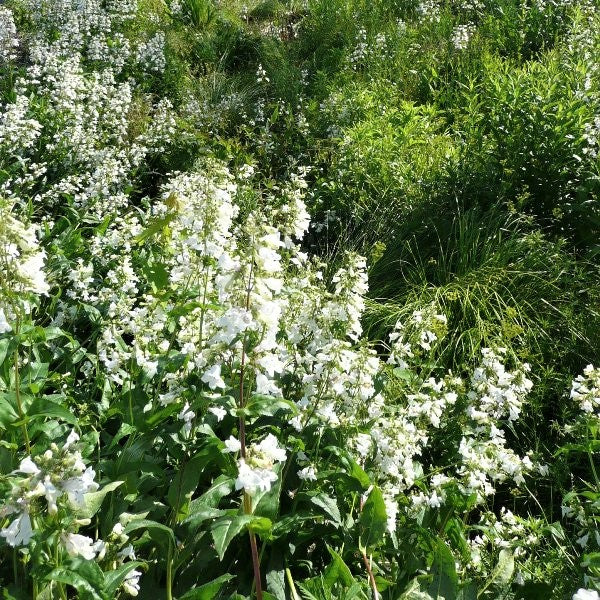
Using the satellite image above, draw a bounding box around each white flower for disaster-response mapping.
[63,533,97,560]
[0,512,33,547]
[201,364,226,390]
[178,402,195,435]
[254,434,286,463]
[0,307,11,333]
[62,466,99,507]
[223,436,241,453]
[298,466,317,481]
[93,540,107,560]
[209,406,227,421]
[65,430,80,448]
[42,476,60,514]
[117,544,136,561]
[573,590,600,600]
[18,457,40,476]
[235,460,278,493]
[123,569,142,596]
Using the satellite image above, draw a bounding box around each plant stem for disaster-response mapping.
[361,551,379,600]
[166,540,174,600]
[13,318,30,453]
[285,567,300,600]
[249,529,263,600]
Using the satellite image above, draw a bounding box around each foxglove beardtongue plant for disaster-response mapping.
[1,0,599,595]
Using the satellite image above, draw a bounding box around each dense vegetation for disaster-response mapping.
[1,0,600,597]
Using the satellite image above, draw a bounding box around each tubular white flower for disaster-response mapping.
[62,533,98,560]
[0,512,33,547]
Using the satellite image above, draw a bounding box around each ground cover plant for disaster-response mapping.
[1,0,600,598]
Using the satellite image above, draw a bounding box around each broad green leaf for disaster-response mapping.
[134,212,177,245]
[211,514,253,560]
[247,516,273,538]
[178,574,235,600]
[310,493,342,527]
[104,561,145,597]
[244,394,297,418]
[26,397,78,425]
[427,540,458,600]
[323,547,354,588]
[167,443,222,519]
[266,568,286,600]
[0,338,10,368]
[195,475,235,508]
[252,463,282,519]
[479,549,514,596]
[0,393,19,429]
[78,481,124,518]
[124,519,176,550]
[183,503,227,528]
[326,447,371,489]
[21,361,49,384]
[44,565,104,600]
[359,486,387,551]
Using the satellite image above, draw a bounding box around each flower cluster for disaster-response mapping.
[571,364,600,415]
[0,431,99,549]
[0,201,49,328]
[0,7,19,63]
[452,24,476,50]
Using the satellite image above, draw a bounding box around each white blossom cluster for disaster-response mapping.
[347,28,391,71]
[0,431,99,548]
[0,201,49,331]
[571,364,600,415]
[387,306,448,368]
[354,309,540,533]
[452,24,476,50]
[0,7,19,63]
[468,508,545,578]
[583,116,600,158]
[417,0,442,23]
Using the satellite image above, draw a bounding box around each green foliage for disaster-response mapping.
[2,0,600,597]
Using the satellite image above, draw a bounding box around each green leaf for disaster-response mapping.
[310,493,342,527]
[211,514,253,560]
[323,546,354,588]
[26,397,78,425]
[104,562,144,597]
[78,481,124,518]
[195,475,235,508]
[0,393,19,429]
[21,361,49,384]
[168,443,222,520]
[359,486,387,551]
[480,549,514,596]
[266,568,286,600]
[184,503,227,528]
[427,540,458,600]
[247,516,272,537]
[178,574,235,600]
[327,447,371,489]
[124,519,176,550]
[44,562,104,600]
[244,394,297,418]
[134,212,177,245]
[251,463,282,519]
[0,338,11,368]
